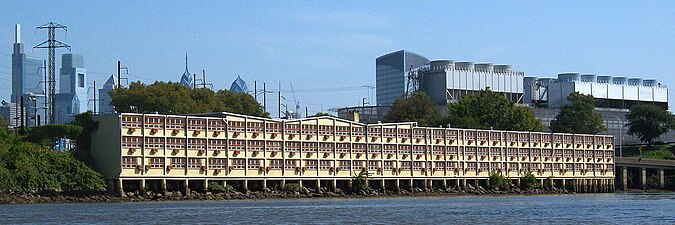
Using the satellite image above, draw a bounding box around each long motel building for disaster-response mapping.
[91,112,616,195]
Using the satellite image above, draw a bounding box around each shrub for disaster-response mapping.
[643,149,673,160]
[284,183,301,191]
[544,177,553,189]
[489,172,509,189]
[208,181,230,193]
[351,171,369,192]
[520,170,538,189]
[646,174,661,189]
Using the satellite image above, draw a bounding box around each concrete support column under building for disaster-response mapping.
[243,179,249,191]
[117,179,124,197]
[409,179,413,190]
[622,166,628,190]
[394,179,400,191]
[442,179,447,189]
[204,179,209,191]
[299,180,304,188]
[561,179,566,190]
[140,179,146,196]
[262,179,267,189]
[659,169,665,189]
[161,179,167,194]
[424,179,429,190]
[461,179,467,188]
[641,168,647,189]
[332,179,337,192]
[184,179,191,196]
[316,179,321,190]
[380,179,385,190]
[280,179,285,189]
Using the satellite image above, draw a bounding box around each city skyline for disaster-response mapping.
[1,1,674,114]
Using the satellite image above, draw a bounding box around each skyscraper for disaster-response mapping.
[98,74,117,114]
[11,24,47,127]
[229,75,248,93]
[54,53,87,123]
[180,53,193,88]
[375,50,429,106]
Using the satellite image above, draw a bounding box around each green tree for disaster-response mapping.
[626,104,675,144]
[110,81,269,117]
[520,170,538,189]
[444,88,546,131]
[550,92,605,134]
[309,112,332,118]
[384,92,441,126]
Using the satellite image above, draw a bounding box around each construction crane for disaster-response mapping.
[290,83,300,118]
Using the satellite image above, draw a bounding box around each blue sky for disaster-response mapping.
[1,1,674,115]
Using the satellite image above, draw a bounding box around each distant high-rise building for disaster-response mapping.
[180,53,193,88]
[375,50,429,106]
[11,24,46,127]
[55,53,87,123]
[98,74,117,114]
[229,75,248,93]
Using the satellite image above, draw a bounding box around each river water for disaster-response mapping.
[1,193,674,224]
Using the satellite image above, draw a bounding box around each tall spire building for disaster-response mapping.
[11,24,46,127]
[180,53,193,88]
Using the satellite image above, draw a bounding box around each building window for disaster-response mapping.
[149,157,164,168]
[171,158,185,168]
[78,73,85,88]
[187,158,201,169]
[122,157,137,168]
[209,158,226,169]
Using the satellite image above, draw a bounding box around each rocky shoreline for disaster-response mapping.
[1,184,583,204]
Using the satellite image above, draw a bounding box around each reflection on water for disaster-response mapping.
[2,193,674,224]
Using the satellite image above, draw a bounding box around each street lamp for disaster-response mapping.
[615,117,623,158]
[28,92,46,126]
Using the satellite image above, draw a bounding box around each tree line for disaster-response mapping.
[384,89,674,144]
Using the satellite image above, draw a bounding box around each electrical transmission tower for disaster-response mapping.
[405,65,419,97]
[34,22,70,124]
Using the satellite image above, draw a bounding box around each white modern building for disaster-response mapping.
[419,60,525,105]
[98,74,118,114]
[55,53,88,123]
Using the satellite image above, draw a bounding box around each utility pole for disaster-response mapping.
[193,74,197,89]
[263,82,266,112]
[34,22,71,124]
[305,107,308,118]
[278,82,281,118]
[202,70,206,89]
[117,61,121,89]
[93,80,97,114]
[254,80,258,102]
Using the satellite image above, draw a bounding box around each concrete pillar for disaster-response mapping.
[561,179,566,190]
[204,179,209,191]
[316,179,321,190]
[462,179,467,188]
[160,179,167,194]
[118,179,125,197]
[641,167,647,189]
[380,179,385,190]
[539,179,544,188]
[474,179,479,188]
[409,179,413,190]
[243,179,249,191]
[280,179,285,189]
[622,166,628,191]
[332,179,337,192]
[442,179,447,189]
[659,169,665,189]
[423,179,429,190]
[262,179,267,189]
[140,179,146,196]
[222,180,227,188]
[347,179,352,188]
[395,179,400,191]
[299,180,304,188]
[184,180,191,196]
[514,179,521,188]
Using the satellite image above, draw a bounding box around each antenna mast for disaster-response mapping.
[34,22,70,124]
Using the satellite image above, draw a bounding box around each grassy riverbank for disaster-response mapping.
[0,113,105,196]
